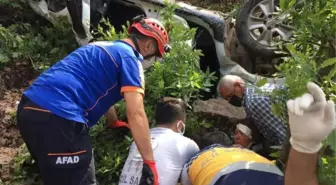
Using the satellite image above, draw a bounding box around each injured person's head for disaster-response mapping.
[234,123,252,148]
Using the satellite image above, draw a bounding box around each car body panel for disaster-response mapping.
[28,0,285,88]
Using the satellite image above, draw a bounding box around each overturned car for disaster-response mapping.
[28,0,289,96]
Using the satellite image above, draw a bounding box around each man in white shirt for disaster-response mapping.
[118,97,200,185]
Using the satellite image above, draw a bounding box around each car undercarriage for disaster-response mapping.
[28,0,287,98]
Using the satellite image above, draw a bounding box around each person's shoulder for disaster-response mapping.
[90,40,136,57]
[184,144,223,165]
[178,135,199,150]
[245,86,272,107]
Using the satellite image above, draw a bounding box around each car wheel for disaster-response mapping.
[236,0,294,58]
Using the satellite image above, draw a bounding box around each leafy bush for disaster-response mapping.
[0,16,77,71]
[257,0,336,184]
[89,1,216,184]
[5,0,215,183]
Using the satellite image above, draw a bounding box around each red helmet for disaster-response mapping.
[128,15,171,57]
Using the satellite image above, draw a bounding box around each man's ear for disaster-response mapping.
[218,87,225,97]
[233,81,241,88]
[144,39,154,52]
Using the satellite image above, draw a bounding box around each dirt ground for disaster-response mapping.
[0,60,39,182]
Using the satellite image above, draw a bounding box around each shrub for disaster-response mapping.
[0,15,77,71]
[8,1,216,184]
[90,1,216,184]
[257,0,336,184]
[91,3,214,184]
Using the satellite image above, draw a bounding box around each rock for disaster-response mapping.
[192,98,246,124]
[0,147,18,165]
[188,99,247,147]
[0,147,20,183]
[0,139,8,146]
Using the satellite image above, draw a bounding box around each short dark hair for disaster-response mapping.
[199,131,232,149]
[155,97,186,125]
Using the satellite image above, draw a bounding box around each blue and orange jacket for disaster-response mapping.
[23,40,144,127]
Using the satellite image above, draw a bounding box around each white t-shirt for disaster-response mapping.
[118,127,200,185]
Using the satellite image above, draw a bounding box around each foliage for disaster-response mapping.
[9,145,42,185]
[96,18,130,41]
[187,0,243,13]
[89,1,216,183]
[3,0,216,183]
[0,16,77,71]
[0,0,25,8]
[90,121,133,185]
[319,156,336,185]
[255,0,336,184]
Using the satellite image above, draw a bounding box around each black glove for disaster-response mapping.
[139,160,158,185]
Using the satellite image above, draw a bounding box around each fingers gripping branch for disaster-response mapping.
[307,82,326,103]
[324,101,336,127]
[287,82,335,154]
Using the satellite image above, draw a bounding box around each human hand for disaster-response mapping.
[287,82,336,154]
[108,120,130,129]
[140,160,158,185]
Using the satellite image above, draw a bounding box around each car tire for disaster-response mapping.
[236,0,281,58]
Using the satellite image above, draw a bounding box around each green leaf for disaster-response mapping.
[256,77,268,87]
[321,157,328,165]
[49,48,60,54]
[288,0,296,9]
[271,103,282,117]
[202,122,213,128]
[270,151,281,158]
[320,58,336,69]
[280,0,287,9]
[12,52,19,58]
[124,136,133,142]
[326,68,336,80]
[326,130,336,152]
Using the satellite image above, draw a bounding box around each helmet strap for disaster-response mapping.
[130,34,141,54]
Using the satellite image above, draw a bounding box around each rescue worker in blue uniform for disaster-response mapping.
[16,15,170,185]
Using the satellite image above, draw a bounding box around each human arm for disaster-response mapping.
[119,56,152,160]
[284,82,336,185]
[105,106,118,123]
[105,106,129,129]
[180,140,200,163]
[179,140,199,185]
[124,92,153,161]
[180,164,192,185]
[119,56,157,184]
[247,95,286,145]
[285,149,318,185]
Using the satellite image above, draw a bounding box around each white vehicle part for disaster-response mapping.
[28,0,283,85]
[28,0,92,46]
[220,18,285,85]
[28,0,70,24]
[177,11,261,84]
[118,0,192,47]
[76,0,92,45]
[219,52,285,85]
[81,0,91,36]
